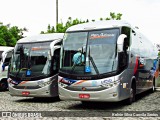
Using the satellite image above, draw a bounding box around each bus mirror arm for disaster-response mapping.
[50,47,54,56]
[50,45,61,56]
[50,42,55,56]
[117,34,127,52]
[50,39,62,56]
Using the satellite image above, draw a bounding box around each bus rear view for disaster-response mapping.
[8,33,64,97]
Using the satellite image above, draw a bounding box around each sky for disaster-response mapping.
[0,0,160,44]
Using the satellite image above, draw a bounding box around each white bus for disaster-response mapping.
[0,46,14,91]
[8,33,64,97]
[0,46,13,61]
[58,20,159,104]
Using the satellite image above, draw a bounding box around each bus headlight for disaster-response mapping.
[7,78,19,85]
[7,78,12,83]
[38,79,53,87]
[102,80,120,89]
[59,82,68,88]
[58,77,70,88]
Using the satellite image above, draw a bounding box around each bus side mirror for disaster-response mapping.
[117,34,127,52]
[50,39,62,56]
[50,41,56,56]
[50,45,61,57]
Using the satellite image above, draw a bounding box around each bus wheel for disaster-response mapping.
[126,83,136,105]
[0,81,8,91]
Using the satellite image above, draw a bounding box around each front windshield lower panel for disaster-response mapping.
[60,28,120,79]
[9,42,53,80]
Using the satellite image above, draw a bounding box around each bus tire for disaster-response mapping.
[0,80,8,91]
[126,82,136,105]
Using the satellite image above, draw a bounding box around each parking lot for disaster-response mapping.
[0,89,160,120]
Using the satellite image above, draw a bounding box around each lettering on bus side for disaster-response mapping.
[90,33,115,39]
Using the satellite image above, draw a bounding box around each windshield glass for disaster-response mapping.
[9,42,52,79]
[60,28,119,76]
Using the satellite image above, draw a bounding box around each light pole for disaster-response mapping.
[56,0,58,30]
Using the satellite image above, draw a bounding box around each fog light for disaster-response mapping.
[113,93,117,97]
[109,83,113,87]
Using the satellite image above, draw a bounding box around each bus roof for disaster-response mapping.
[0,46,14,52]
[66,20,131,32]
[17,33,64,43]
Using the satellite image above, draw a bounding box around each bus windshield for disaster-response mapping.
[60,28,120,76]
[9,42,52,79]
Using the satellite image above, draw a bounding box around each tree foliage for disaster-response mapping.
[0,12,122,46]
[0,22,27,46]
[41,12,122,34]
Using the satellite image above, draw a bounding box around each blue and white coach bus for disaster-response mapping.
[8,33,64,97]
[58,20,159,104]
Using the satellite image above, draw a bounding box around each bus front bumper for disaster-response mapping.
[8,84,58,97]
[59,84,122,102]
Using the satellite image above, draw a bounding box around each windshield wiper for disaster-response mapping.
[112,60,115,71]
[88,46,99,75]
[88,55,99,75]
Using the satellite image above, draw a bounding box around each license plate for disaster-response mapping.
[22,91,30,96]
[79,94,90,99]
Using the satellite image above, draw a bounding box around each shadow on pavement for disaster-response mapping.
[67,100,126,110]
[67,90,156,110]
[14,96,60,103]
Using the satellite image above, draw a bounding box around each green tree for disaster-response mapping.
[104,12,123,20]
[41,12,122,34]
[0,22,27,46]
